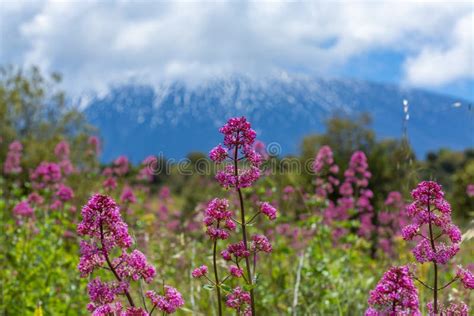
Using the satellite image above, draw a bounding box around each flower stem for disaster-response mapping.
[213,238,222,316]
[427,200,438,314]
[99,223,135,307]
[233,142,256,315]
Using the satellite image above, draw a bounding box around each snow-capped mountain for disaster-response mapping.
[84,75,473,162]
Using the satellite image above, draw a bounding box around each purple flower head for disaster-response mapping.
[259,202,277,220]
[120,186,136,204]
[88,136,101,156]
[457,266,474,289]
[56,184,74,202]
[224,241,251,259]
[211,117,263,189]
[54,140,70,161]
[216,165,260,189]
[28,192,44,205]
[209,144,228,163]
[30,162,62,189]
[219,117,256,149]
[3,140,23,174]
[13,201,34,218]
[114,249,156,283]
[78,241,106,277]
[203,198,235,240]
[427,301,469,316]
[253,140,269,160]
[77,194,132,252]
[402,181,461,264]
[229,265,244,278]
[146,286,184,314]
[313,145,335,173]
[467,184,474,197]
[191,265,208,278]
[251,234,272,253]
[365,266,420,315]
[86,278,127,315]
[103,177,117,191]
[226,287,251,312]
[113,155,129,176]
[159,186,171,200]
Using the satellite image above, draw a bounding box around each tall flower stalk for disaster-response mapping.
[366,181,472,315]
[194,117,277,315]
[77,194,184,315]
[401,181,464,314]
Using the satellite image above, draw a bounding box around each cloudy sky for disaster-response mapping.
[1,1,473,100]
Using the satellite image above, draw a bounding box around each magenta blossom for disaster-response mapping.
[229,265,244,278]
[365,265,420,315]
[191,265,208,278]
[30,162,62,189]
[113,155,129,176]
[313,145,340,198]
[203,198,235,240]
[120,186,136,204]
[402,181,461,264]
[56,184,74,202]
[77,194,132,252]
[226,287,251,314]
[13,201,34,218]
[259,202,277,220]
[88,136,101,156]
[146,286,184,314]
[54,140,70,161]
[457,266,474,289]
[3,140,23,174]
[467,184,474,197]
[113,250,156,283]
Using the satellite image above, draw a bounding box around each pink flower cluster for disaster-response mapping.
[87,278,127,315]
[113,250,156,283]
[191,265,208,278]
[322,150,374,241]
[137,156,156,182]
[30,162,62,189]
[113,155,129,176]
[259,202,277,220]
[401,181,460,264]
[56,183,74,202]
[226,287,252,315]
[313,145,339,198]
[203,198,236,240]
[77,194,184,314]
[211,117,262,189]
[377,191,408,255]
[120,186,136,204]
[365,265,420,315]
[88,136,101,157]
[13,201,34,218]
[456,266,474,289]
[427,300,468,316]
[467,184,474,197]
[55,140,75,175]
[194,117,276,315]
[146,286,184,314]
[3,140,23,174]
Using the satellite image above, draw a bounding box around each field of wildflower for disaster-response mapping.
[1,72,473,316]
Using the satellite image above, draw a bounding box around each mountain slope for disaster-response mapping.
[84,75,473,162]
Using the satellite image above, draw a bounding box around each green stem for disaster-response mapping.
[233,142,256,315]
[213,237,223,316]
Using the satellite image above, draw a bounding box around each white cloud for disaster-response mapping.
[404,12,474,86]
[0,1,472,95]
